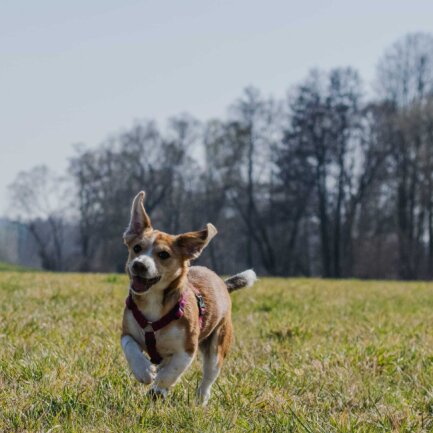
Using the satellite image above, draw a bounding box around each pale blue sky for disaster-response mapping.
[1,0,433,214]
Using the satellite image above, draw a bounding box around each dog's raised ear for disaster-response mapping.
[123,191,152,241]
[176,223,217,260]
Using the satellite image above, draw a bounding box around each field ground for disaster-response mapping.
[0,262,37,272]
[1,270,433,432]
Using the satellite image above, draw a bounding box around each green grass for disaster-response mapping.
[1,272,432,432]
[0,261,37,272]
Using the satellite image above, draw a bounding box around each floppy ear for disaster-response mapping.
[123,191,152,241]
[176,223,217,260]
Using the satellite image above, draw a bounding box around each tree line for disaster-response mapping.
[9,33,433,279]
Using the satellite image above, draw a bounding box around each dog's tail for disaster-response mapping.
[224,269,257,293]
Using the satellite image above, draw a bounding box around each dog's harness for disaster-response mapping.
[125,290,205,364]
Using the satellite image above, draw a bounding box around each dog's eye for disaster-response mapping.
[133,244,142,253]
[157,251,170,260]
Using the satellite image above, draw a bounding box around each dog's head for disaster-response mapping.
[123,191,217,295]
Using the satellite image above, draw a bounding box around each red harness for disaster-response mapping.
[125,290,205,364]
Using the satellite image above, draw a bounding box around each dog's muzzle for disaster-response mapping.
[131,275,161,293]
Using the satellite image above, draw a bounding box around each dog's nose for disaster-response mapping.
[132,261,147,274]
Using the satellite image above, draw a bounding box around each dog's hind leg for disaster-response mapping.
[197,317,233,406]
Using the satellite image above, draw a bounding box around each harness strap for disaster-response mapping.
[144,331,162,364]
[193,290,206,326]
[125,289,204,365]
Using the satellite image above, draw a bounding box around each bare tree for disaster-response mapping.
[377,33,433,107]
[227,87,282,273]
[376,33,433,279]
[8,165,69,270]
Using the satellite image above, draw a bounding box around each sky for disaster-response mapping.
[1,0,433,215]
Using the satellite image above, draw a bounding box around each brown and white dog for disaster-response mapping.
[121,191,256,404]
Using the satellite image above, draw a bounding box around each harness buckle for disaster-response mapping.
[144,322,153,332]
[196,294,206,317]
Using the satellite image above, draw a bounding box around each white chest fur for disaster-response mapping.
[124,308,186,359]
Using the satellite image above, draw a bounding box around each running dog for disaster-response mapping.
[121,191,256,404]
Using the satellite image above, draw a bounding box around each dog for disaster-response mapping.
[120,191,256,404]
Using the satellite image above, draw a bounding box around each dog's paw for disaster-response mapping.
[196,388,210,406]
[130,362,155,385]
[147,386,167,401]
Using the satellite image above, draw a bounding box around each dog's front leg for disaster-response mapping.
[121,335,155,384]
[149,351,194,399]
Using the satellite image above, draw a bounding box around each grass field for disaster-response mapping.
[1,270,433,432]
[0,262,37,272]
